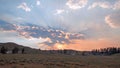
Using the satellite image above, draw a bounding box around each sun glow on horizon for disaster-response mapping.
[54,44,66,50]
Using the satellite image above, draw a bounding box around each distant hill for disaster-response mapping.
[0,42,40,54]
[0,42,24,50]
[0,42,82,55]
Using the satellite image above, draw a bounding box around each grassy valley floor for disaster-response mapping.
[0,54,120,68]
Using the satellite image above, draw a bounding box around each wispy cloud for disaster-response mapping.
[105,12,120,28]
[66,0,88,10]
[17,2,31,12]
[0,20,15,31]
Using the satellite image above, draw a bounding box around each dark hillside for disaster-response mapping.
[0,42,40,54]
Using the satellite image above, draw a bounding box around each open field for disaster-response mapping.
[0,54,120,68]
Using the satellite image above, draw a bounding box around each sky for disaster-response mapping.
[0,0,120,51]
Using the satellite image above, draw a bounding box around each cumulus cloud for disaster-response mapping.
[105,12,120,28]
[113,0,120,10]
[36,0,40,6]
[54,9,65,15]
[0,20,85,50]
[66,0,88,10]
[88,0,120,10]
[17,2,31,12]
[16,24,84,45]
[88,2,111,9]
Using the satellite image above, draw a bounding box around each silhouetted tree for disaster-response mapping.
[22,48,25,54]
[117,48,120,53]
[12,47,19,54]
[0,46,7,54]
[91,47,120,55]
[82,51,85,56]
[63,50,67,54]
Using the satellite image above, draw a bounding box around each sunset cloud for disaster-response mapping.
[105,12,120,28]
[54,9,65,15]
[88,2,111,9]
[10,24,84,46]
[17,2,31,12]
[88,0,120,10]
[113,0,120,10]
[66,0,88,10]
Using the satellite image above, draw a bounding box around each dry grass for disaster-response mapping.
[0,54,120,68]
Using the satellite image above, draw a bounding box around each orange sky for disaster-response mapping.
[41,38,120,51]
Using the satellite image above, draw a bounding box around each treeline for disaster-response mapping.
[0,46,25,54]
[0,46,120,56]
[91,47,120,55]
[40,50,81,55]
